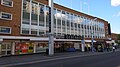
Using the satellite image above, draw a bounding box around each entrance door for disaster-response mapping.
[1,43,12,56]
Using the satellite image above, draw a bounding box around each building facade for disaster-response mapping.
[111,33,118,45]
[0,0,110,56]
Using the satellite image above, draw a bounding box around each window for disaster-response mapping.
[31,29,37,35]
[0,12,12,20]
[39,4,45,26]
[39,30,44,35]
[22,20,30,24]
[22,28,29,34]
[1,0,13,7]
[0,26,11,34]
[31,1,38,25]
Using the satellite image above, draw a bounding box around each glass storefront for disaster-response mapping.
[15,42,34,54]
[0,40,82,57]
[36,42,48,53]
[0,42,12,56]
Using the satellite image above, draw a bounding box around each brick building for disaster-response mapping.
[0,0,110,56]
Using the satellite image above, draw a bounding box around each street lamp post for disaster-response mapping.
[84,2,89,14]
[91,18,97,52]
[81,35,85,52]
[48,0,54,56]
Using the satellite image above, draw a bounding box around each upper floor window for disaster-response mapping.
[0,26,11,34]
[1,0,13,7]
[0,12,12,20]
[22,28,29,34]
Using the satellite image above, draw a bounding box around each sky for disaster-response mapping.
[54,0,120,34]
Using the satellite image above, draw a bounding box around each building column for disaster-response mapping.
[12,42,15,55]
[81,36,85,52]
[34,44,36,53]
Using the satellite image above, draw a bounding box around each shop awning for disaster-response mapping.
[84,40,96,42]
[55,39,81,42]
[106,41,113,43]
[0,36,30,40]
[30,38,49,41]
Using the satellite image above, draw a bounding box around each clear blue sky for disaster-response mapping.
[54,0,120,34]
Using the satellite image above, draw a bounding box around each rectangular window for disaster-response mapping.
[39,4,45,26]
[22,20,30,24]
[0,26,11,34]
[0,12,12,20]
[22,28,29,34]
[31,1,38,25]
[39,30,44,35]
[31,29,37,35]
[1,0,13,7]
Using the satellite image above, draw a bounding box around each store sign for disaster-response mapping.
[64,34,82,40]
[56,34,82,40]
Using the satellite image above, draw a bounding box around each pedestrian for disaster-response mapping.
[106,47,109,52]
[112,46,115,52]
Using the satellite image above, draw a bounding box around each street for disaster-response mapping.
[8,51,120,67]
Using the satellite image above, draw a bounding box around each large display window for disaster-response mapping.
[0,42,12,56]
[15,42,34,54]
[36,42,48,53]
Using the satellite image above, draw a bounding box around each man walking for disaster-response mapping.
[112,46,115,52]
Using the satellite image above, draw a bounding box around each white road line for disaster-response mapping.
[1,51,117,67]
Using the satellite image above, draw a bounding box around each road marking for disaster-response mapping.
[1,51,119,67]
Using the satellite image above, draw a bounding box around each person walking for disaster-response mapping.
[112,46,115,52]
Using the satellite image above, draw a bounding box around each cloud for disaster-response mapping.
[112,12,120,17]
[112,14,116,17]
[111,0,120,7]
[84,2,87,5]
[117,12,120,17]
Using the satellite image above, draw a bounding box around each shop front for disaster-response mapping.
[84,40,96,52]
[15,42,34,55]
[54,42,64,52]
[0,42,12,56]
[0,36,82,57]
[54,41,81,52]
[35,42,48,53]
[94,40,105,52]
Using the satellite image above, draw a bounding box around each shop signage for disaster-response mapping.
[56,34,82,40]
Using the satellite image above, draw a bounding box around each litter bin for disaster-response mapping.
[46,48,49,55]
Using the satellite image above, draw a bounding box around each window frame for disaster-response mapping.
[21,28,30,35]
[0,12,12,20]
[1,0,13,7]
[31,29,37,35]
[0,26,11,34]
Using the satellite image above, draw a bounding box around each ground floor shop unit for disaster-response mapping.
[0,35,105,57]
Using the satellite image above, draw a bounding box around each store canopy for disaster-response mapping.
[106,41,113,43]
[84,40,96,42]
[55,39,81,42]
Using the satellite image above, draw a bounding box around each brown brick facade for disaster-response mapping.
[0,0,22,36]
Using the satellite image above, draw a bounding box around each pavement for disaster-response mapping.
[0,49,120,67]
